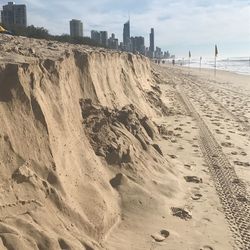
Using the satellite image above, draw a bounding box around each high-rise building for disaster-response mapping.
[70,19,83,37]
[149,28,154,57]
[131,36,145,55]
[155,46,163,59]
[108,33,119,50]
[1,2,27,28]
[91,30,101,44]
[123,20,130,51]
[100,31,108,47]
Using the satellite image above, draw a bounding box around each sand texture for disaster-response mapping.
[0,35,249,249]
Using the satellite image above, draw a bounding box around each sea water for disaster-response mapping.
[179,57,250,75]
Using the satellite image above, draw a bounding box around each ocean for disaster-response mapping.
[176,57,250,75]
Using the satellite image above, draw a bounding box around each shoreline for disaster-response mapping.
[161,63,250,87]
[183,64,250,76]
[159,60,250,76]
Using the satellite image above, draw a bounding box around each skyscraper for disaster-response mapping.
[131,36,145,55]
[108,33,119,50]
[100,31,108,47]
[149,28,155,57]
[70,19,83,37]
[1,2,27,28]
[91,30,101,44]
[123,20,130,51]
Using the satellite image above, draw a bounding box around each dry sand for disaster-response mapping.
[0,35,249,250]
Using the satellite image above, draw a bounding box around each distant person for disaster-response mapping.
[172,59,175,66]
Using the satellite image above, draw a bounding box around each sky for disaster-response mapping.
[1,0,250,57]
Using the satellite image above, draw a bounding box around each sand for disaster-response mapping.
[0,34,249,250]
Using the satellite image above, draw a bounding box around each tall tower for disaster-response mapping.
[149,28,154,53]
[123,20,130,50]
[1,2,27,28]
[70,19,83,37]
[100,31,108,47]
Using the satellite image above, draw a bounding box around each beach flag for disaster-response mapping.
[189,51,191,58]
[215,45,218,57]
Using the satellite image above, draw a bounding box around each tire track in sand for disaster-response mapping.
[185,79,250,132]
[176,83,250,250]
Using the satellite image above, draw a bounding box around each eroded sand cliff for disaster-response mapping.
[0,35,177,249]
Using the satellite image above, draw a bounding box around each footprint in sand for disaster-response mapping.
[200,245,214,250]
[168,154,177,159]
[151,230,170,242]
[184,176,203,183]
[240,152,247,156]
[234,161,250,167]
[215,129,223,134]
[174,127,182,131]
[184,164,192,169]
[171,207,192,220]
[221,142,234,148]
[191,193,202,201]
[231,151,238,155]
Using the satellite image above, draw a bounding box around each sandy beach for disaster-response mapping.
[105,66,250,250]
[0,35,249,249]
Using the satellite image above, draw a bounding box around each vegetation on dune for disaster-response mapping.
[0,23,103,47]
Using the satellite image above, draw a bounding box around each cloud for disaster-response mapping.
[2,0,250,56]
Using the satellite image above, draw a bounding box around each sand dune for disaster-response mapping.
[0,35,249,249]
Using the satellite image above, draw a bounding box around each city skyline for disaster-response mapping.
[90,22,169,59]
[1,0,250,57]
[0,2,167,58]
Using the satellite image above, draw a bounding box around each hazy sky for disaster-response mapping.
[1,0,250,57]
